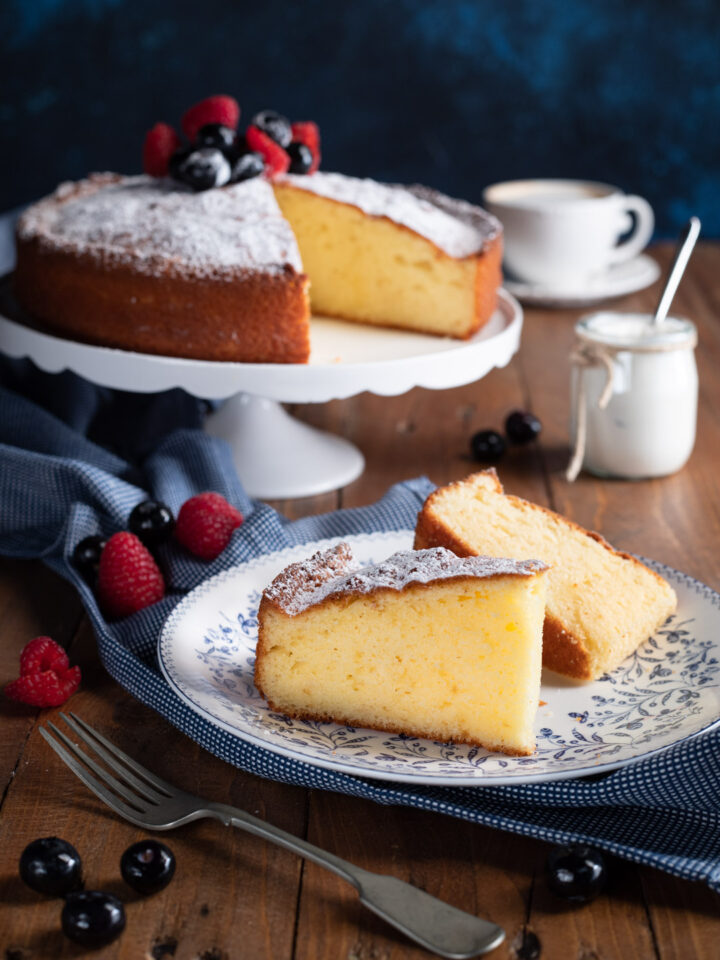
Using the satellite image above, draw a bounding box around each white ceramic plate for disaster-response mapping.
[158,531,720,786]
[504,254,660,308]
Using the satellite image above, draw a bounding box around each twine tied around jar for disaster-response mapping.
[566,343,616,482]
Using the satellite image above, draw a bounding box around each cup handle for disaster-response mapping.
[608,195,654,265]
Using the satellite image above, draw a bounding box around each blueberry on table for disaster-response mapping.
[128,500,175,546]
[231,151,265,182]
[470,429,506,463]
[19,837,83,896]
[62,891,126,947]
[195,122,236,151]
[72,536,106,579]
[121,839,176,895]
[251,109,293,148]
[505,410,542,444]
[545,844,607,903]
[168,146,193,181]
[287,141,313,174]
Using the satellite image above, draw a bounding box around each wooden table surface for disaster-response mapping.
[2,243,719,960]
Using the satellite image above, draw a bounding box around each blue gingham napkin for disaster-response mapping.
[1,356,719,895]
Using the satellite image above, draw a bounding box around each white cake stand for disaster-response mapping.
[0,289,522,498]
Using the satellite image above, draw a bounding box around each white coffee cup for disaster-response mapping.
[482,179,654,290]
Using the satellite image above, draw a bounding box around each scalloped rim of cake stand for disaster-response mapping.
[0,288,522,403]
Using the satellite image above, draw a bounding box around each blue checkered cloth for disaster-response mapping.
[1,357,719,896]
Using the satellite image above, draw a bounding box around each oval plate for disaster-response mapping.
[158,531,720,786]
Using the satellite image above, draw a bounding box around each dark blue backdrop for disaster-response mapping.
[2,0,719,236]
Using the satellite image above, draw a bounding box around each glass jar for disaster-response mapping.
[568,311,698,481]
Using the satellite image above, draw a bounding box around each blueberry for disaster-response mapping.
[168,145,193,181]
[128,500,175,546]
[505,410,542,444]
[195,123,236,151]
[176,147,232,191]
[231,151,265,183]
[121,840,176,895]
[251,109,292,148]
[546,844,607,903]
[72,536,106,580]
[19,837,83,896]
[62,891,126,947]
[287,142,313,174]
[470,429,506,463]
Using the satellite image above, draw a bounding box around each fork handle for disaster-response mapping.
[209,802,504,959]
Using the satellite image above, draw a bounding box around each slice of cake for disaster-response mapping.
[414,471,677,680]
[273,172,502,339]
[254,543,549,756]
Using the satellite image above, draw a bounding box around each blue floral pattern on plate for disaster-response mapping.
[158,532,720,786]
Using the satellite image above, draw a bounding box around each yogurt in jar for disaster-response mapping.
[568,312,698,480]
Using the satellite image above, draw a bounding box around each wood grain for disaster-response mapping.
[2,243,720,959]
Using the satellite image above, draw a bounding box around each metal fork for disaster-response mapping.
[41,713,504,959]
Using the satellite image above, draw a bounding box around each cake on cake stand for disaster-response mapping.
[0,286,522,498]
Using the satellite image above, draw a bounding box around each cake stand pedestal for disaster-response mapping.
[0,289,522,498]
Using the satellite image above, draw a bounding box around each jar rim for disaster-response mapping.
[575,312,697,350]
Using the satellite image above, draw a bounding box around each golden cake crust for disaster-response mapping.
[414,469,675,680]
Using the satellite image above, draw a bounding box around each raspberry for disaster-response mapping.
[5,636,81,708]
[97,532,165,619]
[142,123,182,177]
[175,492,244,561]
[5,667,81,708]
[19,636,70,676]
[246,126,290,178]
[290,121,321,173]
[182,95,240,142]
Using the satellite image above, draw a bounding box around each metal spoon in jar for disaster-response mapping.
[651,216,701,326]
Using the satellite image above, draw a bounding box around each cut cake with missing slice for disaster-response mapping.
[414,470,677,681]
[254,543,549,756]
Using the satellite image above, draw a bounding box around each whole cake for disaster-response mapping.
[414,470,678,680]
[254,543,549,756]
[13,95,502,364]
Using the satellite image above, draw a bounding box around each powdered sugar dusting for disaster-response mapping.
[265,544,547,615]
[17,173,303,279]
[281,171,501,258]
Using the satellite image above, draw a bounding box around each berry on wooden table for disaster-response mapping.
[97,532,165,618]
[182,95,240,141]
[19,837,83,896]
[5,636,81,708]
[546,844,607,903]
[470,429,506,463]
[175,492,244,561]
[121,840,176,895]
[62,891,126,947]
[505,410,542,444]
[19,635,69,676]
[142,123,182,177]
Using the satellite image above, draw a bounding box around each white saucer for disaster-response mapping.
[503,254,661,308]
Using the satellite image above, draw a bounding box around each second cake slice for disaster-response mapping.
[254,544,549,756]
